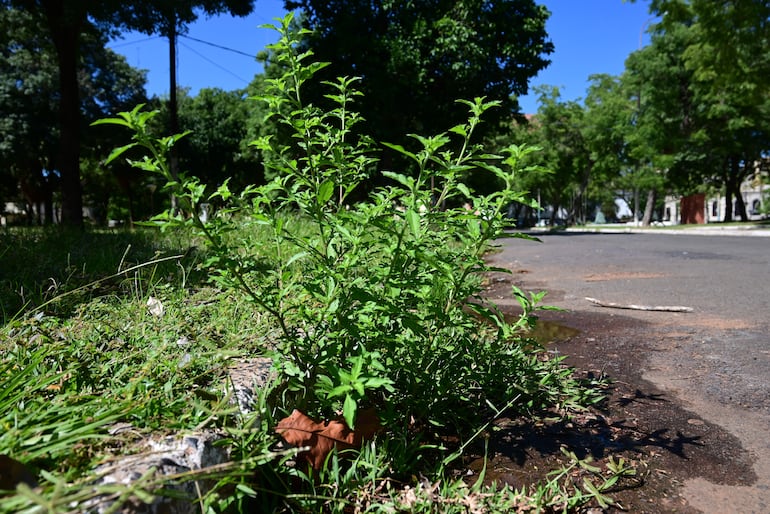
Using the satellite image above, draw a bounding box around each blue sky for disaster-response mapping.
[109,0,654,114]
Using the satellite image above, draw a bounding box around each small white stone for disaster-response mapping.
[146,296,164,317]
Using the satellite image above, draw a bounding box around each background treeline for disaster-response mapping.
[2,0,769,227]
[516,0,770,226]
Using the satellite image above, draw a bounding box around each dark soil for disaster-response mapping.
[469,278,757,513]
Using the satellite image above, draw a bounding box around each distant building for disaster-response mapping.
[664,176,768,224]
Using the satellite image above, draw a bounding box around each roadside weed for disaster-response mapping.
[532,448,638,511]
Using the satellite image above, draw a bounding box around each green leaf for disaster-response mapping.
[382,142,418,162]
[343,394,357,429]
[286,251,308,267]
[91,117,133,129]
[318,179,335,204]
[406,209,421,238]
[448,124,468,137]
[456,183,472,198]
[103,143,138,165]
[235,483,258,497]
[209,179,232,201]
[381,170,415,190]
[328,384,352,398]
[467,217,482,238]
[364,377,395,391]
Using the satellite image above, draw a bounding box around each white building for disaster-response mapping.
[664,177,768,224]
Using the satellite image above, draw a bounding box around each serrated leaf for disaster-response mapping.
[364,377,394,391]
[286,251,308,267]
[103,143,138,165]
[406,209,421,238]
[318,179,334,204]
[448,124,467,137]
[467,218,481,239]
[381,170,415,190]
[328,384,352,397]
[343,394,357,429]
[456,183,472,198]
[382,142,418,162]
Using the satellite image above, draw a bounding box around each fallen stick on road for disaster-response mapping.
[585,297,694,312]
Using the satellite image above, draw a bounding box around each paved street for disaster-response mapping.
[490,232,770,513]
[497,231,770,324]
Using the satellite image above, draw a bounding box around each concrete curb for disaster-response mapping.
[526,225,770,237]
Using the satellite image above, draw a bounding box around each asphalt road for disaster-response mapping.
[497,231,770,324]
[489,231,770,513]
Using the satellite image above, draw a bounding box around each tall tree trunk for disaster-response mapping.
[550,201,560,226]
[724,182,734,223]
[724,156,749,222]
[42,0,84,226]
[571,163,593,225]
[43,190,54,225]
[633,187,640,224]
[722,187,734,221]
[733,156,748,222]
[642,188,656,227]
[734,190,747,221]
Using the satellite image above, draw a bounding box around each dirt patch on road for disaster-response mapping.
[652,315,756,331]
[583,272,666,282]
[475,279,762,513]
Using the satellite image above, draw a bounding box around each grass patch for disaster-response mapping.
[0,226,205,324]
[1,231,277,511]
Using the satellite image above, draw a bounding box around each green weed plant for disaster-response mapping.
[96,14,569,435]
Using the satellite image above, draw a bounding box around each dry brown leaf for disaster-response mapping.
[0,454,37,491]
[275,408,381,470]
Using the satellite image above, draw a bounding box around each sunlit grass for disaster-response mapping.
[0,226,206,324]
[0,225,279,511]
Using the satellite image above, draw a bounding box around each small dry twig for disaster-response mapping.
[585,297,693,313]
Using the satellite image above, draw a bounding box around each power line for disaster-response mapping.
[177,40,250,85]
[110,33,257,61]
[109,36,163,49]
[179,34,256,58]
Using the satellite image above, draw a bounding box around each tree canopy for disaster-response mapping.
[1,0,255,225]
[5,0,768,227]
[283,0,553,148]
[167,87,263,192]
[514,1,770,225]
[0,6,146,223]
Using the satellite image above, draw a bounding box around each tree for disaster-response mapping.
[80,45,148,224]
[284,0,552,154]
[0,6,146,224]
[630,0,770,221]
[0,7,59,223]
[2,0,255,226]
[582,74,639,222]
[508,87,592,225]
[158,87,263,193]
[682,0,770,221]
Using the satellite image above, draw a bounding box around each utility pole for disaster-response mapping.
[168,11,180,215]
